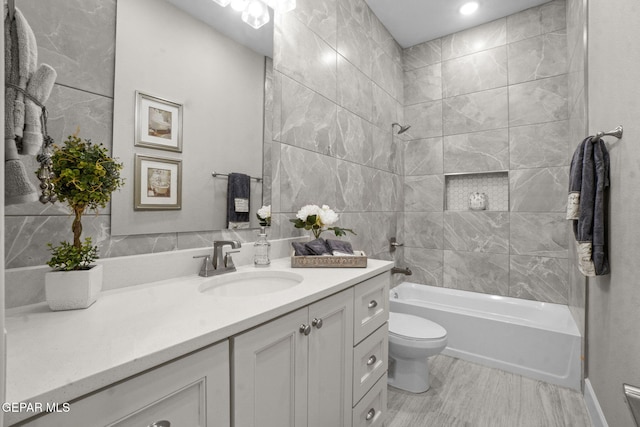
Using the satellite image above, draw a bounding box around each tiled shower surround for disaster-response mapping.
[5,0,574,308]
[402,0,571,304]
[270,0,404,260]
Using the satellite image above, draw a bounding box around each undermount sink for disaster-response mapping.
[198,270,304,297]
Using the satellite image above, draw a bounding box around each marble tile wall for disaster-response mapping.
[271,0,405,263]
[402,0,571,305]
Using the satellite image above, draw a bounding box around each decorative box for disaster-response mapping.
[291,251,367,268]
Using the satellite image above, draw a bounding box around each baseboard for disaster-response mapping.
[585,379,609,427]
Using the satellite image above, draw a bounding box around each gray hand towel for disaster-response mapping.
[226,173,250,229]
[567,138,610,276]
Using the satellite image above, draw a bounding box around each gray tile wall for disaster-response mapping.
[402,0,571,305]
[271,0,404,261]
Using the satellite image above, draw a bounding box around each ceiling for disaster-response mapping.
[365,0,551,48]
[166,0,553,56]
[165,0,274,57]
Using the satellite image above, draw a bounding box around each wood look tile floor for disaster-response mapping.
[386,355,593,427]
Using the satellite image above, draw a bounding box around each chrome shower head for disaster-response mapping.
[392,122,411,134]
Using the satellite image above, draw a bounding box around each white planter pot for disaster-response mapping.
[45,264,103,311]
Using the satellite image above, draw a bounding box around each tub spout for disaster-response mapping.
[391,266,412,275]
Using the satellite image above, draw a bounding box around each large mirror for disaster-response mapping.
[111,0,272,235]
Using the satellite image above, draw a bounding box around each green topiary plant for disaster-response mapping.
[47,134,124,271]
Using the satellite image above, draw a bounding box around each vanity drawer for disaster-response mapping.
[354,273,389,344]
[20,342,230,427]
[353,323,388,405]
[352,373,387,427]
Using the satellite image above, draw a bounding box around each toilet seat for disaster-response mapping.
[389,312,447,341]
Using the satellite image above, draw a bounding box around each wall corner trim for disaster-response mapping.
[585,378,609,427]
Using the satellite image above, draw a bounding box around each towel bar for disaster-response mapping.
[212,172,262,182]
[591,125,623,142]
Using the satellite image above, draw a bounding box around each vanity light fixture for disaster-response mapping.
[242,0,270,29]
[459,1,479,15]
[211,0,295,29]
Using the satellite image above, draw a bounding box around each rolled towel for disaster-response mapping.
[11,7,38,138]
[5,160,38,204]
[292,242,311,256]
[305,238,331,255]
[22,64,57,155]
[326,239,354,255]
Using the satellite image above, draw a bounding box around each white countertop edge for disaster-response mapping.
[5,257,393,424]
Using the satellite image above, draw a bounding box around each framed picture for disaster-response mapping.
[135,91,183,152]
[134,154,182,210]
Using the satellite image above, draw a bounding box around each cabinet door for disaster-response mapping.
[233,307,308,427]
[308,288,354,427]
[21,341,230,427]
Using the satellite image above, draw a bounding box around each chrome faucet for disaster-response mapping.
[213,240,241,270]
[193,240,242,277]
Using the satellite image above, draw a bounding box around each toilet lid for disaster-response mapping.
[389,312,447,340]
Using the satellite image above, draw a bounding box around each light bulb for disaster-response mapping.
[231,0,249,11]
[459,2,479,15]
[242,0,270,28]
[211,0,232,6]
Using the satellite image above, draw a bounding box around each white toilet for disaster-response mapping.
[387,312,448,393]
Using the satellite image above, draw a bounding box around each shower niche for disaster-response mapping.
[445,171,509,211]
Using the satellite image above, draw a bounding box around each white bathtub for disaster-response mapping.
[390,282,582,390]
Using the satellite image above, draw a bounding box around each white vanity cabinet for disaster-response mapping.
[19,341,230,427]
[232,271,391,427]
[233,288,355,427]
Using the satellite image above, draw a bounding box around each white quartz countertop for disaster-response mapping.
[5,257,393,424]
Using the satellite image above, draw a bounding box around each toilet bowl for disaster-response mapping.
[388,312,448,393]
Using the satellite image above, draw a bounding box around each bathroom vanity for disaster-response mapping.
[5,257,392,426]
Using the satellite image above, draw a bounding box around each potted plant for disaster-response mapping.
[44,133,124,311]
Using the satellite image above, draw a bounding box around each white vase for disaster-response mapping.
[45,264,103,311]
[468,192,487,210]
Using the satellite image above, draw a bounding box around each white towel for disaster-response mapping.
[4,5,39,205]
[22,63,57,155]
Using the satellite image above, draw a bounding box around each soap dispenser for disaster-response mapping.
[254,227,271,267]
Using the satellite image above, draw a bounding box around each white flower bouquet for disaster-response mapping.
[256,205,271,227]
[290,204,356,239]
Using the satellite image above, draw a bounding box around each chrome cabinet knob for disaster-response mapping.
[312,318,323,329]
[365,408,376,421]
[368,300,378,309]
[148,421,170,427]
[299,324,311,336]
[367,355,377,366]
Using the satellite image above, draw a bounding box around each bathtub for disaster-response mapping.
[390,282,582,390]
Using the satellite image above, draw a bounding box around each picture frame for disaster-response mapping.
[135,91,183,152]
[134,154,182,210]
